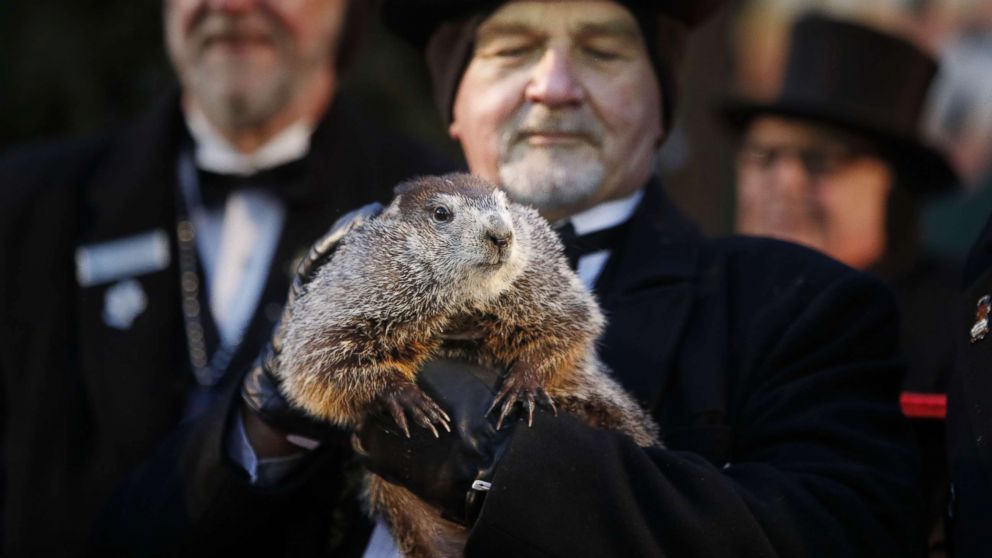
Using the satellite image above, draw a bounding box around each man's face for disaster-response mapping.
[449,0,663,221]
[735,116,894,269]
[165,0,348,132]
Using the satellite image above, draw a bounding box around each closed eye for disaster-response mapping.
[581,45,621,61]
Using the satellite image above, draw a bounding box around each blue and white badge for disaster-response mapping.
[75,229,170,288]
[102,279,148,330]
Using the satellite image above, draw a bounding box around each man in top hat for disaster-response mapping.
[0,0,449,555]
[721,13,960,553]
[285,1,920,555]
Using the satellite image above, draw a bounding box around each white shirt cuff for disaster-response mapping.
[227,412,310,486]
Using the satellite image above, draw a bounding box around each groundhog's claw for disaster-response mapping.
[488,372,555,429]
[379,382,451,438]
[494,391,519,430]
[537,389,558,418]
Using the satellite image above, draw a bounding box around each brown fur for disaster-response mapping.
[277,173,660,557]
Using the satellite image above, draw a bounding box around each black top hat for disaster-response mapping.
[383,0,726,47]
[721,13,958,195]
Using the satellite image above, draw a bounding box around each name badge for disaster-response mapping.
[75,229,171,287]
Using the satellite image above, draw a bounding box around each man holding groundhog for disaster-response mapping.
[350,1,920,555]
[88,0,924,555]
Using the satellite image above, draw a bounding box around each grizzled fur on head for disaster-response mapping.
[377,173,531,306]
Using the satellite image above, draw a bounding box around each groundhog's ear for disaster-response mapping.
[494,188,509,205]
[393,179,419,197]
[381,197,403,218]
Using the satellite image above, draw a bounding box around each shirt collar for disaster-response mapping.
[184,107,313,176]
[566,189,644,236]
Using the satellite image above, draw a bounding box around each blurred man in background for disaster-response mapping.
[723,13,959,555]
[0,0,447,555]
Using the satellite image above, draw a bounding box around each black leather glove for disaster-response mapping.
[240,202,383,449]
[354,358,516,527]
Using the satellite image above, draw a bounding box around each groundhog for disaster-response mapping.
[276,173,659,558]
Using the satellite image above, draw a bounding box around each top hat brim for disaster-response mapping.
[719,98,958,196]
[382,0,726,47]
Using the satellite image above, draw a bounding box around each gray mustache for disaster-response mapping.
[188,14,281,51]
[500,107,605,152]
[513,122,602,144]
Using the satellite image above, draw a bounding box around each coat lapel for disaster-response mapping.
[74,94,190,463]
[595,182,700,412]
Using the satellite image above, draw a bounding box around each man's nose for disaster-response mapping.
[524,48,584,108]
[205,0,259,12]
[769,155,814,196]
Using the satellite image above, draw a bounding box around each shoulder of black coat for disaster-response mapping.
[0,131,115,222]
[704,234,893,305]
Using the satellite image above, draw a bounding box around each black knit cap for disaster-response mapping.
[382,0,726,133]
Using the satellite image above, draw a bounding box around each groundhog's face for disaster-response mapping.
[389,175,530,304]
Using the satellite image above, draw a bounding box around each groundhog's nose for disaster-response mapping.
[486,214,513,250]
[488,230,512,248]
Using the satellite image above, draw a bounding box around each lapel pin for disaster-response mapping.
[970,294,991,343]
[103,279,148,330]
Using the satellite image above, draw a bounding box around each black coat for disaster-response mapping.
[0,92,451,557]
[947,213,992,558]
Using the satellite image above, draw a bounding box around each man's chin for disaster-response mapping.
[195,79,290,131]
[498,158,604,215]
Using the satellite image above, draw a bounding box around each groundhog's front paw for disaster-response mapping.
[488,369,557,429]
[375,381,451,438]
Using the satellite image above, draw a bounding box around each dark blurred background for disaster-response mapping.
[0,0,455,154]
[2,0,990,251]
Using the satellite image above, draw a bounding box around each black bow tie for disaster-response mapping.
[555,220,629,270]
[197,158,309,207]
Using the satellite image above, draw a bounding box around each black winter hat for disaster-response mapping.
[382,0,726,134]
[721,13,958,194]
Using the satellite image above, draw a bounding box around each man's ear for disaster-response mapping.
[654,111,671,150]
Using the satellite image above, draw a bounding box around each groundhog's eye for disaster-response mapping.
[433,206,452,222]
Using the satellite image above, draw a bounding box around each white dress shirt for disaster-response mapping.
[563,188,643,290]
[183,109,316,482]
[184,108,312,347]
